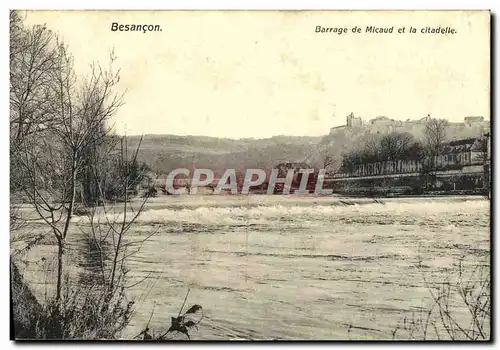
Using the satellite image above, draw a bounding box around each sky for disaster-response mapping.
[23,10,490,139]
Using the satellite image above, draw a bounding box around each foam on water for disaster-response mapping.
[129,196,489,228]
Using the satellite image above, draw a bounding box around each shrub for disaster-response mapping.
[392,256,490,340]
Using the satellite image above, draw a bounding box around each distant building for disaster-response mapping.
[484,132,491,192]
[335,135,487,179]
[272,162,316,193]
[436,137,486,168]
[275,162,312,178]
[464,116,485,127]
[329,114,489,136]
[346,113,363,128]
[329,124,346,133]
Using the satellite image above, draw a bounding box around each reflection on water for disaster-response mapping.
[74,235,112,287]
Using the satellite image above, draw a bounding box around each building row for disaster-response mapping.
[333,136,488,178]
[330,113,489,136]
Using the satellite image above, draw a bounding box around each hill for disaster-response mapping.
[127,134,322,174]
[127,116,490,174]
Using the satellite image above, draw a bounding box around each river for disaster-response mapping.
[14,195,490,340]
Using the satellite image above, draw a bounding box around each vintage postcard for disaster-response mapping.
[10,10,491,341]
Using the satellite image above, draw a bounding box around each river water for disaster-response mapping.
[15,195,490,340]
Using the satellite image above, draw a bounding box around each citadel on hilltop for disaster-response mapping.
[330,113,490,139]
[324,113,491,196]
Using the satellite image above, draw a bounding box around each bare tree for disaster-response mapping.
[380,133,414,160]
[10,11,61,218]
[379,132,416,173]
[10,11,26,62]
[322,153,339,174]
[340,132,424,177]
[391,256,490,341]
[14,34,124,301]
[476,136,488,164]
[81,136,156,294]
[10,14,196,340]
[424,118,449,168]
[10,12,60,145]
